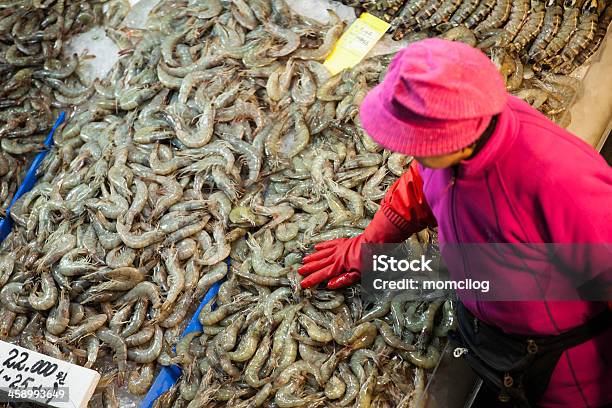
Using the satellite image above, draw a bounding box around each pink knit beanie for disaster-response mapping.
[359,38,508,157]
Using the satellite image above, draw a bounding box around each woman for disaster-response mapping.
[298,39,611,407]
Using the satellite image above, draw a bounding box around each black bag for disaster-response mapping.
[448,302,612,407]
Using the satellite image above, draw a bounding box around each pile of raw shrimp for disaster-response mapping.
[0,0,131,213]
[336,0,612,127]
[0,0,455,406]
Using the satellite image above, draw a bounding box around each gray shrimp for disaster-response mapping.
[266,22,300,57]
[0,254,15,288]
[0,309,16,340]
[528,2,563,61]
[324,375,346,400]
[159,212,203,234]
[399,344,441,369]
[105,246,137,269]
[503,0,531,39]
[20,313,42,351]
[128,363,155,396]
[356,293,395,324]
[244,334,272,388]
[128,325,163,363]
[439,25,478,46]
[474,0,512,36]
[193,262,228,300]
[558,11,598,63]
[46,290,70,336]
[357,368,377,407]
[511,10,546,52]
[81,335,99,369]
[390,0,428,35]
[537,7,579,64]
[375,319,417,351]
[447,0,480,27]
[199,298,251,327]
[120,298,149,338]
[160,289,193,329]
[61,314,108,343]
[109,303,134,334]
[97,328,128,385]
[420,0,463,30]
[9,315,28,338]
[115,281,162,310]
[465,0,497,28]
[116,216,165,249]
[298,314,333,343]
[572,4,612,68]
[293,15,344,60]
[159,248,186,312]
[0,282,30,314]
[434,299,457,336]
[28,272,58,311]
[275,376,324,407]
[337,362,359,406]
[163,218,209,246]
[228,319,266,362]
[125,325,156,348]
[413,0,445,28]
[233,264,290,287]
[312,291,346,310]
[69,303,85,326]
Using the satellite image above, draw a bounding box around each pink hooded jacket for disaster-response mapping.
[416,96,612,407]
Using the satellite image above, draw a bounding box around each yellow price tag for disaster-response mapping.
[323,13,390,76]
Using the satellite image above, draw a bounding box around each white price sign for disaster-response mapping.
[0,340,99,407]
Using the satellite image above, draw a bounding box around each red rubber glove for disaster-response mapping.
[299,161,436,289]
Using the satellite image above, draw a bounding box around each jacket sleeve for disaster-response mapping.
[363,160,437,243]
[537,155,612,298]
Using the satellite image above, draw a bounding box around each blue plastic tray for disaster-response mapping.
[0,112,66,243]
[140,269,227,408]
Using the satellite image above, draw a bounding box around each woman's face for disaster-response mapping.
[415,148,473,169]
[414,115,497,169]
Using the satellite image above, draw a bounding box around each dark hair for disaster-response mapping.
[470,114,499,157]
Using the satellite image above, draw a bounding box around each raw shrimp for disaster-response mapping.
[474,0,512,36]
[125,325,156,348]
[247,236,289,277]
[275,377,324,407]
[128,363,155,396]
[61,314,108,343]
[528,2,563,61]
[375,319,416,351]
[294,16,344,60]
[115,282,162,309]
[97,328,128,385]
[127,325,163,363]
[116,216,165,249]
[0,282,30,314]
[46,290,70,335]
[28,272,58,311]
[266,23,300,57]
